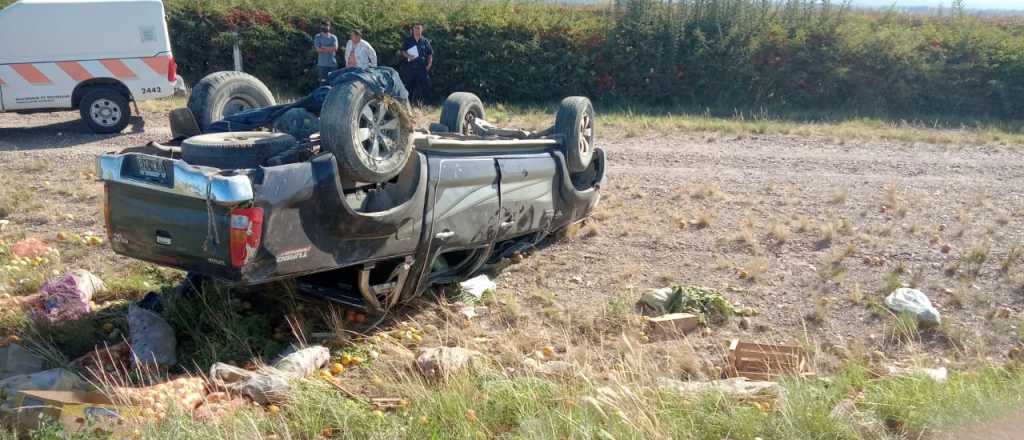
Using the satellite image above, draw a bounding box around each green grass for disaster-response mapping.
[16,358,1020,439]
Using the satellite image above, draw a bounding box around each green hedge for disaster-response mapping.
[3,0,1022,118]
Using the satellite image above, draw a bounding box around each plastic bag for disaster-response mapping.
[459,275,496,300]
[0,344,45,380]
[0,368,84,409]
[30,270,105,323]
[885,288,941,325]
[128,305,177,368]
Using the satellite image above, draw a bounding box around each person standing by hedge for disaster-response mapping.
[401,23,433,105]
[344,29,378,69]
[314,23,339,84]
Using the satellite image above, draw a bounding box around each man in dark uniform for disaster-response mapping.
[401,23,433,105]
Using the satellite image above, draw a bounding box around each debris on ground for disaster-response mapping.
[0,368,86,409]
[273,345,330,377]
[27,270,105,323]
[416,346,481,380]
[128,304,177,368]
[459,275,496,300]
[71,342,131,377]
[452,302,486,320]
[210,345,330,405]
[829,395,887,439]
[10,390,129,434]
[522,358,576,378]
[638,285,752,324]
[885,288,941,325]
[10,237,49,259]
[657,377,782,404]
[0,343,45,380]
[114,377,206,418]
[885,365,948,383]
[645,313,699,340]
[726,339,809,380]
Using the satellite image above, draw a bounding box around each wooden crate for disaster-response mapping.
[726,339,808,380]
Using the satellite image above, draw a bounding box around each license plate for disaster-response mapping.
[130,156,171,184]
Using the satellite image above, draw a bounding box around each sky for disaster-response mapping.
[850,0,1019,10]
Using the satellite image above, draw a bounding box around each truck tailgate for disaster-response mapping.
[98,153,251,280]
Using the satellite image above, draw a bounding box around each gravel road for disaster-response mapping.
[3,108,1024,365]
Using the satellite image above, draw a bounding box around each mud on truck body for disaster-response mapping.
[98,68,604,312]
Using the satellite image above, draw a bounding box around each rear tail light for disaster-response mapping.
[167,55,177,82]
[229,207,263,268]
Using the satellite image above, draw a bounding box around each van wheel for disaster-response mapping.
[181,132,296,169]
[554,96,595,173]
[321,81,413,183]
[439,92,485,135]
[79,87,131,134]
[188,71,276,131]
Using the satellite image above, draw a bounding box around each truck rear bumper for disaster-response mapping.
[97,153,253,204]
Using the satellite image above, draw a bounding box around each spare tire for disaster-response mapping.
[188,71,276,132]
[439,92,485,135]
[320,81,413,183]
[554,96,595,173]
[181,132,296,169]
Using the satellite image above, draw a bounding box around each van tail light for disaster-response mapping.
[229,207,263,268]
[167,56,177,82]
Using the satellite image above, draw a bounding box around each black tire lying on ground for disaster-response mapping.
[439,92,485,135]
[320,81,413,183]
[181,132,296,169]
[169,107,201,139]
[554,96,596,173]
[79,86,131,134]
[188,71,276,132]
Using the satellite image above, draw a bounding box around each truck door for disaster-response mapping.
[497,155,558,240]
[425,157,500,278]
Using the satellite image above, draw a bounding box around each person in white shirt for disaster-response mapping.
[344,29,378,69]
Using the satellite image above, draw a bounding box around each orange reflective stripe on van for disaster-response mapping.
[99,59,137,80]
[11,63,51,84]
[57,61,92,81]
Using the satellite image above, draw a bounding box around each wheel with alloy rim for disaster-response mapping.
[554,96,596,173]
[78,86,131,134]
[321,81,413,183]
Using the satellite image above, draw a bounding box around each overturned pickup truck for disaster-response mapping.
[97,68,604,311]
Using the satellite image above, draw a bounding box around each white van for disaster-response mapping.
[0,0,177,133]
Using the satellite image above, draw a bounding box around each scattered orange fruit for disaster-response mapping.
[340,353,354,366]
[329,362,344,375]
[267,404,281,416]
[542,346,555,359]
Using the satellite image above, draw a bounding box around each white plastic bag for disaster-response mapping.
[885,288,941,325]
[459,275,496,300]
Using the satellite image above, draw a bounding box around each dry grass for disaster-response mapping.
[738,256,769,282]
[477,104,1024,146]
[767,222,790,245]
